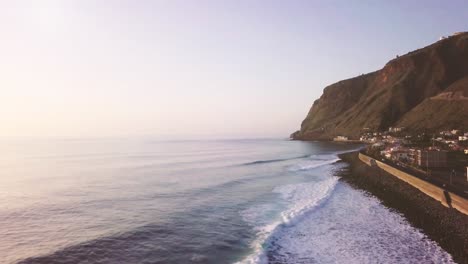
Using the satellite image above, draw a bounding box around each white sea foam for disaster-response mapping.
[273,176,338,225]
[237,153,454,264]
[237,176,339,264]
[269,184,454,263]
[288,157,340,171]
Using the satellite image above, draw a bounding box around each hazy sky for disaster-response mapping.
[1,1,466,139]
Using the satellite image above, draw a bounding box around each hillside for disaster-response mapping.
[397,76,468,131]
[291,32,468,140]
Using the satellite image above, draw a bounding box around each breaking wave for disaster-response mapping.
[287,158,340,171]
[237,176,339,264]
[236,151,454,264]
[241,155,310,166]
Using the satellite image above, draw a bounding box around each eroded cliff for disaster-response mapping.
[292,32,468,140]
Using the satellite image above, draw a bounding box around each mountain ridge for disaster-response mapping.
[292,32,468,140]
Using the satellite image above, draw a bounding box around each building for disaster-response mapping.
[372,142,384,148]
[408,149,418,165]
[459,136,468,141]
[333,136,348,141]
[391,150,409,162]
[416,150,447,168]
[440,131,452,137]
[388,127,404,133]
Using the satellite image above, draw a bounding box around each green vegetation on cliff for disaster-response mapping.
[293,32,468,140]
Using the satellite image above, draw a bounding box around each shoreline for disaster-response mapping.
[336,151,468,263]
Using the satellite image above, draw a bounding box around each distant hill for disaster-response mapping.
[291,32,468,140]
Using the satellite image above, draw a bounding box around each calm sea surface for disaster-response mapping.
[0,138,454,263]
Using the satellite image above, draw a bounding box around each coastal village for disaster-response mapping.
[334,128,468,196]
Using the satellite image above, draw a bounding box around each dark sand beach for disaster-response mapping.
[337,151,468,264]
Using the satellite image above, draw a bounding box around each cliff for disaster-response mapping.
[292,32,468,140]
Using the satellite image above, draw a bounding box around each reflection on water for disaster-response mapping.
[0,139,452,263]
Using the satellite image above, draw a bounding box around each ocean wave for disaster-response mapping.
[268,184,455,264]
[287,158,340,171]
[237,176,339,264]
[273,177,338,225]
[241,155,310,166]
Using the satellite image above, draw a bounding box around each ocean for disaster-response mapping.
[0,138,454,263]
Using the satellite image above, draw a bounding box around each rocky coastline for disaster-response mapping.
[337,151,468,263]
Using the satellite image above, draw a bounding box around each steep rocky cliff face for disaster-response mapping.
[292,32,468,140]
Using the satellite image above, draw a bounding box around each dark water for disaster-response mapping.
[0,139,453,263]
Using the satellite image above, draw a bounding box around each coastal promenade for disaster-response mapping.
[358,153,468,216]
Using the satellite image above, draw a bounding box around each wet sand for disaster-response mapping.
[337,151,468,264]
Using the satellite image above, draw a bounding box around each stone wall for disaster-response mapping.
[358,153,468,215]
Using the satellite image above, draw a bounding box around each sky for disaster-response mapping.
[0,0,467,139]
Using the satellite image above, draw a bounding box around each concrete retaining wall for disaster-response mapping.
[358,153,468,215]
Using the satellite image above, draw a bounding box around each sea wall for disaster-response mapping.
[358,153,468,215]
[337,151,468,263]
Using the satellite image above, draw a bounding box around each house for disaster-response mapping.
[459,136,468,141]
[451,129,461,135]
[440,131,452,137]
[372,142,384,148]
[416,150,448,168]
[388,127,404,133]
[464,149,468,155]
[450,144,461,151]
[333,136,348,141]
[407,149,418,165]
[391,150,409,162]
